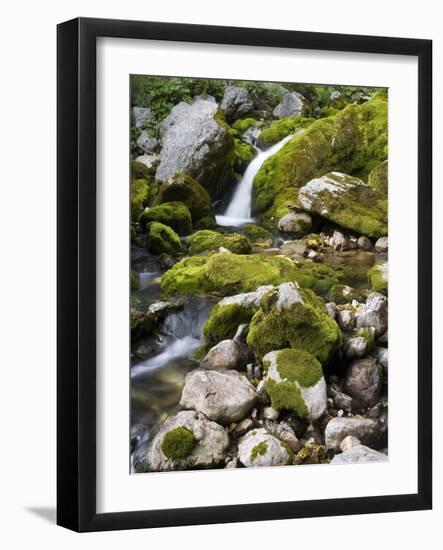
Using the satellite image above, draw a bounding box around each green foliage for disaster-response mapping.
[250,441,268,463]
[203,303,256,344]
[139,202,193,235]
[188,230,252,255]
[257,116,314,148]
[154,173,214,224]
[161,427,196,460]
[146,222,183,255]
[247,287,342,363]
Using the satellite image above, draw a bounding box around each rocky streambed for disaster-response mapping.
[130,80,389,472]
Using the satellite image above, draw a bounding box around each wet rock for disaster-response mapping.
[279,240,308,258]
[238,428,291,467]
[330,388,355,414]
[325,416,383,450]
[375,236,388,253]
[325,302,337,319]
[357,235,373,251]
[273,92,305,118]
[146,411,229,471]
[180,369,257,424]
[220,86,253,121]
[279,430,301,452]
[278,212,312,235]
[336,308,355,331]
[344,357,382,409]
[133,106,155,129]
[368,261,388,294]
[329,230,349,251]
[156,99,234,198]
[356,292,388,336]
[374,346,388,372]
[343,331,373,359]
[331,445,388,464]
[340,435,361,452]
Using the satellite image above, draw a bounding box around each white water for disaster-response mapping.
[216,133,295,227]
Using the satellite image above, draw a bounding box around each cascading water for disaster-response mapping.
[216,133,296,227]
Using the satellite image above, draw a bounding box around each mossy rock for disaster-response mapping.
[241,224,273,243]
[130,308,154,342]
[368,262,388,294]
[188,230,252,255]
[131,159,150,181]
[194,216,218,230]
[233,138,256,173]
[231,117,258,133]
[153,173,214,225]
[161,253,345,297]
[257,116,315,148]
[368,160,388,195]
[139,201,192,236]
[131,177,159,220]
[328,284,361,305]
[247,284,342,363]
[160,426,196,460]
[146,222,183,255]
[299,172,387,238]
[130,270,139,291]
[203,302,256,344]
[253,95,387,222]
[263,348,326,419]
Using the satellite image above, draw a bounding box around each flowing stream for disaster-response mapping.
[216,133,296,227]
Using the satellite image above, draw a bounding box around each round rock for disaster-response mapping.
[238,428,291,467]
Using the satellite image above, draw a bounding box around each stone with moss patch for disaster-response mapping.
[247,282,342,363]
[263,348,327,420]
[153,173,214,225]
[146,222,183,255]
[368,262,388,294]
[161,426,196,460]
[139,201,192,236]
[188,230,252,255]
[238,428,292,467]
[231,117,258,133]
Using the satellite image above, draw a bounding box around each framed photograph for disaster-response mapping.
[57,17,432,532]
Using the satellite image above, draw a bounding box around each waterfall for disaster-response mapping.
[216,133,296,227]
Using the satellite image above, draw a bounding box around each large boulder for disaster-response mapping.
[133,106,155,129]
[139,201,192,236]
[331,445,388,464]
[188,230,252,255]
[156,99,235,198]
[298,172,388,237]
[153,173,214,225]
[262,348,327,420]
[343,357,383,410]
[325,417,384,450]
[145,222,183,255]
[252,94,387,222]
[278,212,312,235]
[355,292,388,336]
[146,410,229,471]
[220,86,253,121]
[273,92,305,118]
[161,252,345,297]
[180,369,257,424]
[238,428,291,467]
[246,282,342,363]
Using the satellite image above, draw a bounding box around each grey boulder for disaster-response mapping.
[238,428,291,467]
[201,325,253,370]
[136,131,159,153]
[325,416,383,450]
[344,357,383,409]
[356,292,388,336]
[220,86,253,120]
[273,92,305,118]
[278,212,312,234]
[331,445,388,464]
[133,106,155,129]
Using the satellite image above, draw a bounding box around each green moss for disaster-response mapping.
[231,117,258,132]
[275,349,323,387]
[368,263,388,294]
[131,160,150,180]
[161,427,196,460]
[368,160,388,195]
[161,253,344,297]
[250,441,268,463]
[130,271,139,291]
[146,222,183,255]
[139,201,192,236]
[131,178,159,220]
[194,216,218,230]
[319,106,339,118]
[188,230,252,255]
[264,379,308,417]
[252,95,388,222]
[357,328,375,351]
[130,308,153,342]
[203,303,255,344]
[247,287,342,363]
[153,173,214,224]
[328,284,360,305]
[241,224,273,243]
[233,138,256,173]
[257,116,315,148]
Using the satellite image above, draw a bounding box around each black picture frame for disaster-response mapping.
[57,17,432,532]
